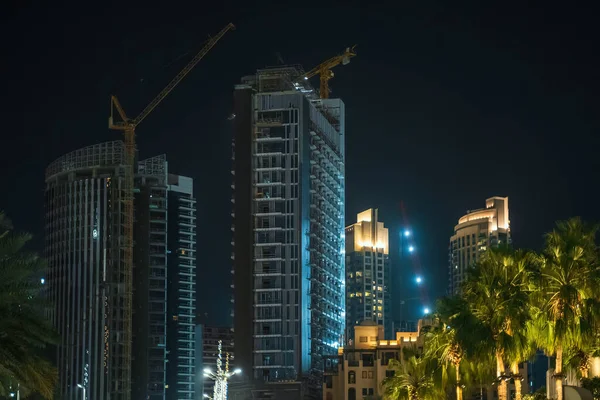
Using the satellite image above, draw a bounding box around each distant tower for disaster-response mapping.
[448,196,511,294]
[345,209,391,339]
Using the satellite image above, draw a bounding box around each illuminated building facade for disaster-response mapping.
[345,209,391,340]
[45,141,130,400]
[165,173,197,400]
[231,67,346,397]
[322,321,420,400]
[45,143,197,400]
[448,196,511,294]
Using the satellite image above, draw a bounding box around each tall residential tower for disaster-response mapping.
[45,141,130,400]
[45,143,197,400]
[345,209,391,339]
[231,67,346,398]
[448,196,511,294]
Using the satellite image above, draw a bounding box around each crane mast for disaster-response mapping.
[297,45,356,98]
[108,23,234,399]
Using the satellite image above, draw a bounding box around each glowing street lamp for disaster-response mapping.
[403,230,411,237]
[408,245,415,253]
[203,340,241,400]
[423,307,430,315]
[415,276,422,284]
[77,384,86,400]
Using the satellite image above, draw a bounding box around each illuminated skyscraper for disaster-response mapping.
[231,67,346,397]
[448,196,511,294]
[45,141,130,400]
[45,143,197,400]
[345,209,391,339]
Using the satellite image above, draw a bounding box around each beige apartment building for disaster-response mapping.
[322,321,421,400]
[323,320,528,400]
[345,209,392,339]
[448,196,511,294]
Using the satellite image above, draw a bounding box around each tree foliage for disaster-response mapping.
[0,212,58,399]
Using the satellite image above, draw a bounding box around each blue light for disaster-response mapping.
[40,278,45,285]
[415,276,422,284]
[423,307,430,315]
[404,230,411,237]
[408,246,415,253]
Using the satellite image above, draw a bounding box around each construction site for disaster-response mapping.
[45,20,355,400]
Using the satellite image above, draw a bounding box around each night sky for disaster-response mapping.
[1,1,599,326]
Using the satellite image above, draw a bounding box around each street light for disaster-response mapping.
[423,307,430,315]
[415,276,422,284]
[403,230,411,237]
[203,340,241,400]
[408,245,415,253]
[77,384,85,400]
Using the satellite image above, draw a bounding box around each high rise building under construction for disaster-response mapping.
[231,66,346,398]
[45,142,197,400]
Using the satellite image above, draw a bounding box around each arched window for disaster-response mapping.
[348,388,356,400]
[348,370,356,384]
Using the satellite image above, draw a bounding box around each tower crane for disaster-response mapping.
[107,22,234,399]
[297,46,356,99]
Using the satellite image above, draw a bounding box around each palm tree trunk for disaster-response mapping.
[496,352,508,400]
[556,346,563,400]
[455,363,462,400]
[511,362,522,400]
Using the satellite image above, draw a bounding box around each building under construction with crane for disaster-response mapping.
[44,23,233,400]
[231,48,354,399]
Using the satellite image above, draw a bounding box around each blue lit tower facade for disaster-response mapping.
[165,173,197,400]
[231,67,346,397]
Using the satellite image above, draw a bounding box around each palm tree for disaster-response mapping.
[459,356,496,400]
[0,212,58,399]
[425,296,483,400]
[462,247,533,400]
[383,356,436,400]
[537,218,599,400]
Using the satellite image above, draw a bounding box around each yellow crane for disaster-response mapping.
[298,45,356,98]
[107,22,234,399]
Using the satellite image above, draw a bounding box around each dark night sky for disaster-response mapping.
[1,1,599,325]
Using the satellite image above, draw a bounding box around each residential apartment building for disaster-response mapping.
[166,173,197,400]
[323,322,420,400]
[231,66,346,398]
[45,141,131,400]
[448,196,511,295]
[133,155,169,400]
[324,320,528,400]
[45,142,197,400]
[345,209,391,340]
